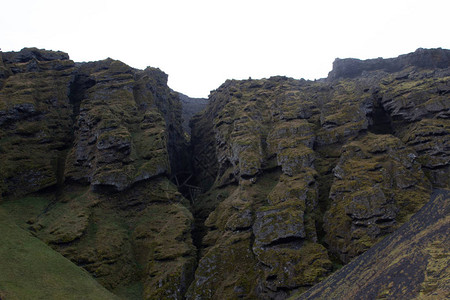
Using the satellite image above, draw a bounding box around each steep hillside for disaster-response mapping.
[295,189,449,299]
[0,47,448,300]
[0,208,118,300]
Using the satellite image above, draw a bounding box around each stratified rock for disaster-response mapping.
[296,189,450,300]
[188,78,334,299]
[64,60,173,191]
[323,134,431,263]
[188,48,449,299]
[328,47,450,80]
[1,47,449,300]
[0,48,195,299]
[0,48,75,196]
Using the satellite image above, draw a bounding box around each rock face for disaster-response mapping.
[187,48,449,298]
[0,48,75,196]
[178,93,208,135]
[328,47,450,80]
[0,48,195,299]
[0,47,449,300]
[65,60,189,191]
[324,134,431,263]
[296,189,450,300]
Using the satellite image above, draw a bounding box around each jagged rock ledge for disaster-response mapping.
[328,47,450,80]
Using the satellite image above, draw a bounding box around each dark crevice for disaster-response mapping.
[368,98,393,134]
[32,75,94,205]
[263,236,305,249]
[169,109,217,298]
[313,146,341,246]
[375,218,396,224]
[68,74,95,122]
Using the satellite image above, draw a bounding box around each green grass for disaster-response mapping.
[0,208,118,300]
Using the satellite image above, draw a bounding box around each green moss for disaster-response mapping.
[257,242,332,288]
[324,134,431,262]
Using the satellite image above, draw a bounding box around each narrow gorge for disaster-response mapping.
[0,47,448,299]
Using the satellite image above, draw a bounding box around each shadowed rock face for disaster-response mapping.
[0,49,75,196]
[178,93,208,135]
[0,47,449,300]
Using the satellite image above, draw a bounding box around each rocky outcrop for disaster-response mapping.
[328,47,450,80]
[324,134,431,263]
[0,47,449,299]
[296,189,450,300]
[0,49,189,195]
[0,48,75,196]
[65,60,172,191]
[26,180,196,299]
[187,48,449,298]
[0,48,195,299]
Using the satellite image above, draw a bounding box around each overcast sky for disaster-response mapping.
[1,0,449,97]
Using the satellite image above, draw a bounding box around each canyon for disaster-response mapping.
[0,47,448,299]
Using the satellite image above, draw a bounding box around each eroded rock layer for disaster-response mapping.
[0,47,449,300]
[0,48,195,299]
[296,189,450,300]
[188,48,449,299]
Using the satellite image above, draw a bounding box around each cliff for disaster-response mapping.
[295,189,450,299]
[0,47,449,300]
[188,47,449,299]
[0,48,195,299]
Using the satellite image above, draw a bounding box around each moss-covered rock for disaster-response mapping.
[0,48,195,299]
[295,189,450,300]
[1,47,449,299]
[0,48,75,196]
[323,134,431,263]
[188,48,448,298]
[0,207,119,300]
[2,178,196,299]
[64,59,175,191]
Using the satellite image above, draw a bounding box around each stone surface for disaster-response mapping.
[188,48,449,299]
[323,134,431,263]
[178,92,208,135]
[0,48,195,300]
[295,189,450,300]
[0,47,449,300]
[0,48,75,196]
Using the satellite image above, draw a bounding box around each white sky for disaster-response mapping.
[1,0,449,98]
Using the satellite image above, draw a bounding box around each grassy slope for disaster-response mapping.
[292,189,450,299]
[0,208,118,300]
